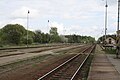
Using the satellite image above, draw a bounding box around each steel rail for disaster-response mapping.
[70,45,95,80]
[37,45,95,80]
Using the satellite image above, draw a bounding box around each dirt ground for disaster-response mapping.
[0,54,74,80]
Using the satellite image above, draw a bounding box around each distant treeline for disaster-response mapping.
[0,24,95,46]
[65,35,95,43]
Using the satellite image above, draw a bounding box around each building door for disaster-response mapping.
[109,39,111,44]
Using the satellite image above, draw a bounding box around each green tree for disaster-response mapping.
[34,30,42,43]
[66,35,95,43]
[22,37,33,44]
[0,29,3,47]
[34,30,51,44]
[49,27,61,43]
[1,24,26,45]
[50,27,58,35]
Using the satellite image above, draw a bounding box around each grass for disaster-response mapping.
[72,54,94,80]
[83,55,94,80]
[104,48,116,54]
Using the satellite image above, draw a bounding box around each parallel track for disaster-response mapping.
[38,45,95,80]
[0,44,75,58]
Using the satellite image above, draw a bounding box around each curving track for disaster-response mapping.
[38,45,95,80]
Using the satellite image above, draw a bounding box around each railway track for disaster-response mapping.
[0,44,71,50]
[37,45,95,80]
[0,44,86,72]
[0,44,74,58]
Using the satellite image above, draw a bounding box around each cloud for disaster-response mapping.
[0,20,10,28]
[0,21,3,28]
[68,25,104,40]
[11,6,39,19]
[8,18,26,27]
[48,22,104,39]
[62,13,90,20]
[0,0,118,40]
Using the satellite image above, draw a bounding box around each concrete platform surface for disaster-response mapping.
[107,54,120,74]
[88,45,120,80]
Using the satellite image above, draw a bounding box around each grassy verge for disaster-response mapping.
[83,55,94,80]
[104,49,116,54]
[73,54,94,80]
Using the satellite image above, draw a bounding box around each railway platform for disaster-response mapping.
[88,45,120,80]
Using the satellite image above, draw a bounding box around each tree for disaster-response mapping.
[49,27,61,43]
[44,33,50,43]
[50,27,58,35]
[0,29,3,47]
[66,35,95,43]
[34,30,42,43]
[1,24,26,45]
[22,37,33,45]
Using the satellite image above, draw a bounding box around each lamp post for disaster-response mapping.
[104,0,108,44]
[48,20,51,43]
[101,30,104,44]
[27,10,30,47]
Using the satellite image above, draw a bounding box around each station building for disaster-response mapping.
[105,36,116,46]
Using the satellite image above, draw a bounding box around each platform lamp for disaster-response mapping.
[103,0,108,45]
[48,20,51,43]
[27,10,30,47]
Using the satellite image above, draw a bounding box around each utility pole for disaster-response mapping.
[27,10,30,47]
[63,27,66,43]
[116,0,120,58]
[118,0,120,31]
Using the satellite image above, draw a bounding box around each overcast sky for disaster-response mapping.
[0,0,118,40]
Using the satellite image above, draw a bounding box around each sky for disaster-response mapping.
[0,0,118,40]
